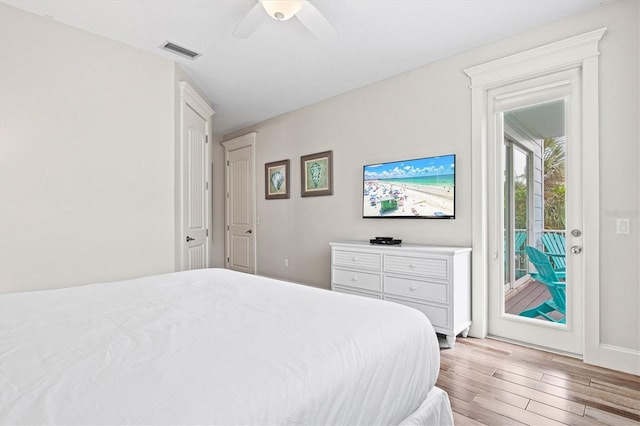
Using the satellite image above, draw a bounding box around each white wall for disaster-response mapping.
[226,0,638,361]
[0,4,177,292]
[226,62,473,285]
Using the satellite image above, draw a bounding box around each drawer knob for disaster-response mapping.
[410,286,417,291]
[352,276,358,281]
[409,263,416,268]
[352,257,358,261]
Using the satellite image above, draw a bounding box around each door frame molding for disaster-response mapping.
[464,29,612,366]
[177,81,214,270]
[222,132,257,273]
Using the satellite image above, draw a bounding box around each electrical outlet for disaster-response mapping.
[284,258,289,268]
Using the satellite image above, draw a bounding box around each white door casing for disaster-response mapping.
[464,29,617,365]
[222,133,256,274]
[178,82,214,271]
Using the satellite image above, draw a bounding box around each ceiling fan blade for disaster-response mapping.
[295,1,338,41]
[232,2,267,39]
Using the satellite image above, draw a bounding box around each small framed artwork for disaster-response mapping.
[301,150,333,197]
[265,159,290,199]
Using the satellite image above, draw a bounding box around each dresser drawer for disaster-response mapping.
[384,296,450,329]
[333,269,382,292]
[333,250,382,271]
[384,275,448,303]
[333,285,382,300]
[384,254,449,280]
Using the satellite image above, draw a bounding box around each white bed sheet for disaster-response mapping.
[1,268,448,425]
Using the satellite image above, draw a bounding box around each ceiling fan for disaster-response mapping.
[233,0,338,41]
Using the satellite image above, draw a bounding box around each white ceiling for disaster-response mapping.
[3,0,610,135]
[508,101,566,139]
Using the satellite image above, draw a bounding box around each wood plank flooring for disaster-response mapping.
[436,337,640,425]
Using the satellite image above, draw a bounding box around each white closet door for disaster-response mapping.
[178,82,214,271]
[182,103,209,270]
[223,133,256,274]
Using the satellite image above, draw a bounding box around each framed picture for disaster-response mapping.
[301,150,333,197]
[265,159,290,199]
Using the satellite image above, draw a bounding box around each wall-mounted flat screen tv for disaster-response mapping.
[363,154,455,219]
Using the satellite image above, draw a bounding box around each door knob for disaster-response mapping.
[245,229,253,234]
[571,245,582,254]
[186,236,195,242]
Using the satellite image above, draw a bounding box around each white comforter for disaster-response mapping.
[0,268,441,425]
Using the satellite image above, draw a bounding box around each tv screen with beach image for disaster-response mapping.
[363,154,455,219]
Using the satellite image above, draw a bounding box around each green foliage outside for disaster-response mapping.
[514,181,528,230]
[512,136,566,231]
[543,137,566,230]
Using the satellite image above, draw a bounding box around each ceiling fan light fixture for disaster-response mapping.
[259,0,304,21]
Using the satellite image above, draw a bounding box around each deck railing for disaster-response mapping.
[542,229,567,239]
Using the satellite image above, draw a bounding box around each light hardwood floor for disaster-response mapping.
[436,337,640,425]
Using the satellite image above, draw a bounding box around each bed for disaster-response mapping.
[0,268,453,425]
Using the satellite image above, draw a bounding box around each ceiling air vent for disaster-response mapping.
[160,41,201,60]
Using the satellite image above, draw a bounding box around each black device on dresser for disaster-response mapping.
[369,237,402,245]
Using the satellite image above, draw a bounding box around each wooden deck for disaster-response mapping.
[505,278,564,321]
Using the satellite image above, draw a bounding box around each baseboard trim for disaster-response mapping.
[585,343,640,376]
[486,334,582,359]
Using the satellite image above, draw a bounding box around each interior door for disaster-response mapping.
[223,133,256,274]
[182,103,209,269]
[488,70,584,356]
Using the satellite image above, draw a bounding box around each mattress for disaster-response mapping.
[0,268,451,425]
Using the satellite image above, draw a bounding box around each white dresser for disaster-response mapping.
[330,241,472,347]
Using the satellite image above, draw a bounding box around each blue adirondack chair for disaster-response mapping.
[520,246,566,323]
[514,231,528,279]
[514,231,527,256]
[540,232,566,276]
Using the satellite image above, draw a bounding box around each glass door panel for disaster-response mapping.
[502,101,567,325]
